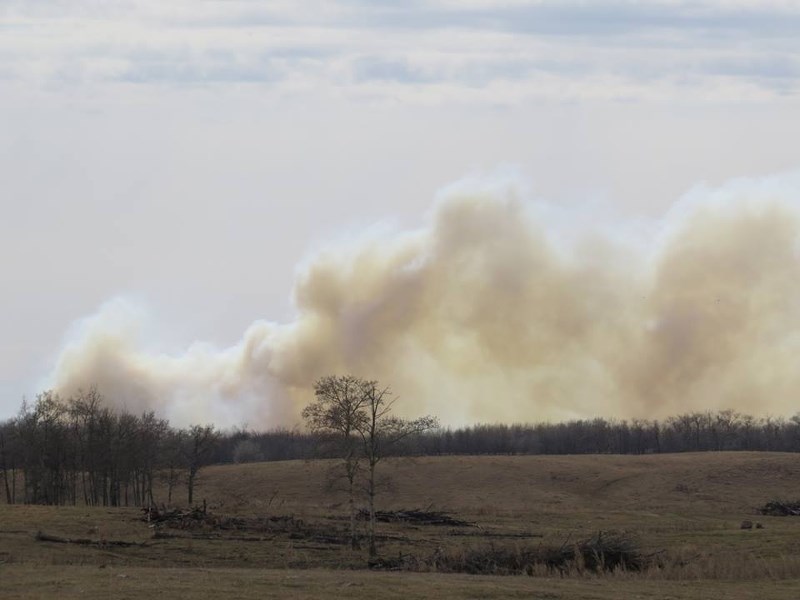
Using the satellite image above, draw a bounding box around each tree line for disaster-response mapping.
[3,387,800,508]
[412,411,800,456]
[0,389,219,506]
[224,409,800,460]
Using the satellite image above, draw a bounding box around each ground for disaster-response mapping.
[3,452,800,598]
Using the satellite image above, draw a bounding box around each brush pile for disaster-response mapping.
[357,508,475,527]
[758,500,800,516]
[141,506,302,532]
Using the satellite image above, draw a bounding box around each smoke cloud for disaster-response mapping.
[49,172,800,427]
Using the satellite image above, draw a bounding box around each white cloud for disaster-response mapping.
[1,0,799,102]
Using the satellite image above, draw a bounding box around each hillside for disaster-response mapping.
[4,452,800,598]
[195,451,800,517]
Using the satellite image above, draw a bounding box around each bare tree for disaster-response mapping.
[0,419,17,503]
[137,411,169,507]
[355,381,438,558]
[302,375,370,549]
[160,429,186,505]
[183,425,219,505]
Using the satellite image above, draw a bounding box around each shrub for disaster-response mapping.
[390,531,648,576]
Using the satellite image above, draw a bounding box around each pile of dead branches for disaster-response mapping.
[368,553,424,571]
[758,500,800,516]
[142,505,212,528]
[357,508,475,527]
[141,506,303,533]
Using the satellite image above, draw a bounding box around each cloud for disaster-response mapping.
[1,1,799,102]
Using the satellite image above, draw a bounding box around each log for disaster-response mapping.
[35,531,144,547]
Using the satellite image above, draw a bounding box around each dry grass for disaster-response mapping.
[4,452,800,597]
[195,452,800,516]
[3,565,800,600]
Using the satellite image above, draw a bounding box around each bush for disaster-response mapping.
[370,532,651,575]
[421,531,647,576]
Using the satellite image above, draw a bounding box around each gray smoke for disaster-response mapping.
[49,172,800,427]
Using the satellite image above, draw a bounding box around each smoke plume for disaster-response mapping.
[50,172,800,427]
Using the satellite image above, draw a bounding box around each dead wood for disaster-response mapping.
[142,506,303,533]
[143,506,354,546]
[447,530,543,539]
[758,500,800,516]
[357,508,476,527]
[35,531,145,547]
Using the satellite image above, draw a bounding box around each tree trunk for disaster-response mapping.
[348,474,357,549]
[188,467,196,505]
[368,459,377,558]
[0,432,11,504]
[147,472,154,507]
[1,468,10,504]
[0,433,6,501]
[167,466,175,505]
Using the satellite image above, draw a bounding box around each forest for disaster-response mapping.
[2,387,800,507]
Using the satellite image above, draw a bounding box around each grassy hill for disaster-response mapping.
[4,452,800,598]
[196,451,800,516]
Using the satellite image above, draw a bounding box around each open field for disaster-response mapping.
[4,565,800,600]
[3,452,800,598]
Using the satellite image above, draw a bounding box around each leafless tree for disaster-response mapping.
[355,381,438,558]
[302,374,371,549]
[160,429,186,505]
[0,419,18,503]
[183,425,219,505]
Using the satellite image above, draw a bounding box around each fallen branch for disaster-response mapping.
[447,531,543,539]
[35,531,145,547]
[152,530,276,542]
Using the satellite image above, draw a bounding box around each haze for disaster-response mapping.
[2,1,800,427]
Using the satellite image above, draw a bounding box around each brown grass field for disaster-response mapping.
[4,452,800,598]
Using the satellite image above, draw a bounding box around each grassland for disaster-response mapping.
[3,452,800,598]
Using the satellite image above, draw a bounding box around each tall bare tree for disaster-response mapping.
[302,374,370,549]
[183,425,219,505]
[355,381,438,558]
[0,419,17,504]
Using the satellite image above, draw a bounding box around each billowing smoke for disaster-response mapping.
[49,172,800,427]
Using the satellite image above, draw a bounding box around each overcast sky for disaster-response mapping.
[2,1,800,420]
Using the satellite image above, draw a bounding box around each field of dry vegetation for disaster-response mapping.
[4,452,800,598]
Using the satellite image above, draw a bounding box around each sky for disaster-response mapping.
[2,1,800,426]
